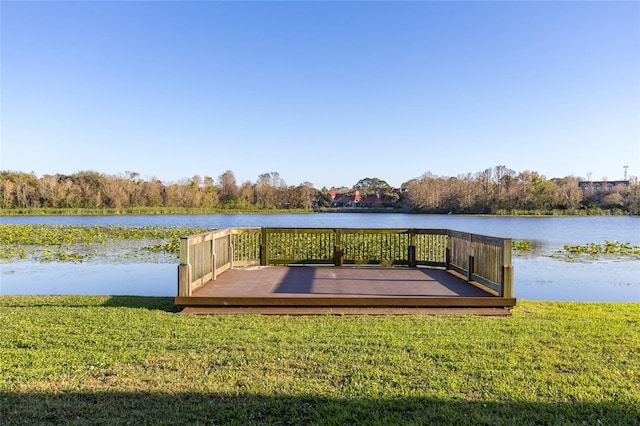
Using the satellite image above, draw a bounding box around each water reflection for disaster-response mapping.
[513,257,639,302]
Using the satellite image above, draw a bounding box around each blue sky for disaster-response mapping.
[2,1,638,189]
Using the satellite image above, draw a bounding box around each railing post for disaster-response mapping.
[260,227,268,266]
[501,265,514,298]
[467,234,474,282]
[501,238,513,298]
[408,229,416,267]
[445,230,451,270]
[178,237,191,297]
[334,228,343,266]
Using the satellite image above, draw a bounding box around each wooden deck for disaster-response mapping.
[175,266,516,316]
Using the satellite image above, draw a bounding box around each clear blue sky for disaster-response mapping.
[2,1,638,189]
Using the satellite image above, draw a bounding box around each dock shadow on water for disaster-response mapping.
[0,392,636,425]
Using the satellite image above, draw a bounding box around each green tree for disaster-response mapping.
[353,177,392,196]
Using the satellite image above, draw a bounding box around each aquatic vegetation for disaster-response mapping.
[4,225,638,266]
[549,240,640,262]
[512,240,532,251]
[563,240,640,256]
[0,224,205,263]
[143,240,181,255]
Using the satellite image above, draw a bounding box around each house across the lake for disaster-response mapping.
[329,189,361,207]
[578,180,629,195]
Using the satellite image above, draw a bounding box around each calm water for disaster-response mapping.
[1,213,639,301]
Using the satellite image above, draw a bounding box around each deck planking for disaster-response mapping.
[175,266,516,315]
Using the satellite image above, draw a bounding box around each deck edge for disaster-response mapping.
[175,296,517,308]
[179,306,513,316]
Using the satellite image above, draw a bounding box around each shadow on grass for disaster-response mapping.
[0,295,179,312]
[0,392,637,425]
[100,295,179,312]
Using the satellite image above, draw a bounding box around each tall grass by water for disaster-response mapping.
[0,297,638,425]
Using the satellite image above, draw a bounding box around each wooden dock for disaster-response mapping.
[176,266,515,315]
[175,227,516,316]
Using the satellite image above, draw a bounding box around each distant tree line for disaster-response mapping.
[0,166,638,215]
[0,170,326,211]
[400,166,638,215]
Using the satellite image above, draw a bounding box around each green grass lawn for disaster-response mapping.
[0,297,638,425]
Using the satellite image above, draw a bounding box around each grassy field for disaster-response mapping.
[0,297,638,425]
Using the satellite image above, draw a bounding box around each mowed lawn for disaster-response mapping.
[0,297,638,425]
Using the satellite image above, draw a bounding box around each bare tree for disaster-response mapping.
[218,170,238,205]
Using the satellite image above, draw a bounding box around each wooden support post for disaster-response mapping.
[408,231,416,267]
[179,237,190,268]
[178,264,191,297]
[260,228,268,266]
[501,265,514,298]
[445,247,451,270]
[501,238,513,298]
[334,229,343,266]
[408,246,416,267]
[467,234,474,281]
[178,237,191,296]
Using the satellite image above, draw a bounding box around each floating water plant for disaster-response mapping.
[512,240,531,251]
[0,224,205,263]
[563,240,640,257]
[551,240,640,262]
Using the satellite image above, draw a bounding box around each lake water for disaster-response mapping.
[1,213,639,302]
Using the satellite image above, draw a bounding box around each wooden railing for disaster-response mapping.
[177,227,260,296]
[178,227,513,298]
[257,228,449,267]
[447,231,514,297]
